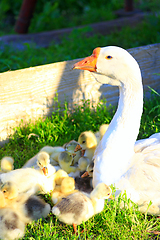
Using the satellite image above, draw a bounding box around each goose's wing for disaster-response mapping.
[121,142,160,191]
[134,133,160,153]
[118,142,160,214]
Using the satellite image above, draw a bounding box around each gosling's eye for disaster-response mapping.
[38,162,41,165]
[108,193,110,195]
[82,140,86,144]
[106,55,113,59]
[3,190,6,193]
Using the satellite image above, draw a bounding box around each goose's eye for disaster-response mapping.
[106,55,113,60]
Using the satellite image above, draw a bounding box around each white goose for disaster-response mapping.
[73,46,160,215]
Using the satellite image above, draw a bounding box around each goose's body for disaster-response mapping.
[73,46,160,215]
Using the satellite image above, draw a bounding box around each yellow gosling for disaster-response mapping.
[52,183,113,233]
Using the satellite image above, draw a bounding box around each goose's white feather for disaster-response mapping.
[73,46,160,215]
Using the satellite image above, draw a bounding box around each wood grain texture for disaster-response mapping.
[0,43,160,145]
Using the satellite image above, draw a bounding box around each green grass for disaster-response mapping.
[0,92,160,239]
[1,13,160,73]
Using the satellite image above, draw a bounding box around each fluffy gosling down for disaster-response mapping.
[52,183,113,233]
[0,156,14,173]
[0,208,25,240]
[58,151,77,173]
[75,131,98,161]
[0,164,55,195]
[36,151,57,176]
[51,177,78,204]
[0,181,51,223]
[22,145,64,168]
[64,140,84,165]
[53,169,69,186]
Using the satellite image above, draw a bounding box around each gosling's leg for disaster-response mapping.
[73,223,77,233]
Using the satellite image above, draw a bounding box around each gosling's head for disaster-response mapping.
[1,156,14,172]
[87,161,94,177]
[90,183,113,200]
[99,124,109,139]
[61,177,75,194]
[0,181,18,200]
[54,169,68,185]
[78,157,90,172]
[64,140,79,153]
[0,191,6,207]
[81,160,94,178]
[78,131,97,149]
[58,151,73,164]
[37,151,50,176]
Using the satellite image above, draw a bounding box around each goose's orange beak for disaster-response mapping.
[73,47,100,72]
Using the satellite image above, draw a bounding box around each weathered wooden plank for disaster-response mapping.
[0,43,160,145]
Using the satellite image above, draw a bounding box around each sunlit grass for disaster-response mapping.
[0,91,160,239]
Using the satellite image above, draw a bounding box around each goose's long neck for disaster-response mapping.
[93,74,143,187]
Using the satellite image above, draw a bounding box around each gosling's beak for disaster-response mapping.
[74,144,82,152]
[72,47,100,72]
[42,167,48,176]
[81,171,89,178]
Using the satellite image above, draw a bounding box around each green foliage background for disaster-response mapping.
[0,0,160,34]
